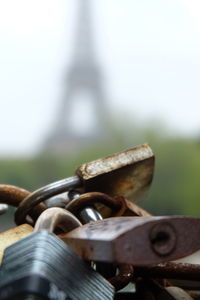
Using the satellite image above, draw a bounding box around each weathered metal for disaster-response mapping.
[134,262,200,281]
[0,184,45,221]
[66,192,151,219]
[34,207,81,233]
[0,224,33,263]
[65,192,122,218]
[2,143,200,298]
[108,264,134,291]
[15,144,154,224]
[76,143,154,202]
[63,216,200,265]
[0,184,30,206]
[0,230,115,300]
[15,176,81,225]
[113,196,151,217]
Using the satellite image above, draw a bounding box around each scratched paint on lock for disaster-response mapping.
[79,144,154,178]
[76,143,155,203]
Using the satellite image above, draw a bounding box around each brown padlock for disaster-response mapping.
[62,216,200,266]
[76,143,154,202]
[0,224,33,263]
[15,143,155,225]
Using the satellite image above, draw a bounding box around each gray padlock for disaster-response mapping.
[0,208,114,300]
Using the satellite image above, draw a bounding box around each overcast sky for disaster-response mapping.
[0,0,200,156]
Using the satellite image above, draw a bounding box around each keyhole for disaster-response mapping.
[151,231,170,248]
[150,223,177,256]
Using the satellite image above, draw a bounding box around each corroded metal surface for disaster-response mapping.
[65,192,151,221]
[76,143,155,202]
[15,144,154,224]
[0,185,45,222]
[0,224,33,263]
[114,196,151,217]
[63,216,200,266]
[0,184,30,207]
[2,143,200,298]
[66,193,151,219]
[134,262,200,281]
[108,264,134,291]
[65,192,122,218]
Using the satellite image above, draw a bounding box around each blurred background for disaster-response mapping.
[0,0,200,228]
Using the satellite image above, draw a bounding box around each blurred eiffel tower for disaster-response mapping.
[45,0,108,152]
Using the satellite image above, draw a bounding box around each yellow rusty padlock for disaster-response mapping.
[0,224,33,263]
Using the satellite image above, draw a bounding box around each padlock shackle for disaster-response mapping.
[34,207,81,233]
[66,192,122,218]
[15,176,81,225]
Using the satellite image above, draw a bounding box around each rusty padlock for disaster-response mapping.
[15,143,154,224]
[76,143,154,201]
[62,216,200,266]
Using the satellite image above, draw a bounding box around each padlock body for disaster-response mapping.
[0,224,33,263]
[0,230,114,300]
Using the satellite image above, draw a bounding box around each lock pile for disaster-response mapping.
[0,143,200,299]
